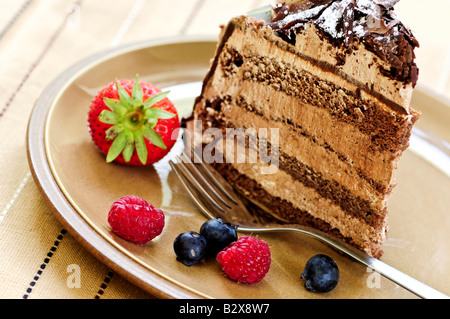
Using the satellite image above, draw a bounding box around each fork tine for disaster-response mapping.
[172,155,231,215]
[178,151,233,210]
[187,146,240,205]
[169,159,218,220]
[182,146,255,223]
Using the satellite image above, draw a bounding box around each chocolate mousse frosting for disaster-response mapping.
[268,0,419,86]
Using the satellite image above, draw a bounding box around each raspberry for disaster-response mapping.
[216,236,271,284]
[107,195,165,244]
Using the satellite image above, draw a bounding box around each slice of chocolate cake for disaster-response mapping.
[192,0,420,258]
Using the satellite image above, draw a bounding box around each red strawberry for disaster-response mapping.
[216,236,271,284]
[107,195,165,244]
[88,77,180,165]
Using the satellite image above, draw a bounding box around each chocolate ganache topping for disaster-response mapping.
[267,0,419,86]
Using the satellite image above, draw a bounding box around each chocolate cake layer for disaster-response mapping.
[211,160,384,258]
[193,4,420,257]
[211,75,403,195]
[220,46,419,154]
[221,14,419,114]
[192,125,388,256]
[198,95,393,211]
[223,92,395,195]
[200,35,412,195]
[195,111,388,227]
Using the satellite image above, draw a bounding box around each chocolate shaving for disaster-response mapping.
[271,5,289,23]
[290,1,315,11]
[292,0,332,11]
[342,0,356,46]
[267,0,419,86]
[268,4,330,30]
[357,14,399,37]
[313,0,336,6]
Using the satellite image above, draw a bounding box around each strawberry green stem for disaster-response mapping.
[98,77,175,165]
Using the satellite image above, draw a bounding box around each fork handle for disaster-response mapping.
[239,224,449,299]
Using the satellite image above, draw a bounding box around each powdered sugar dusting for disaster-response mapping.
[277,4,328,28]
[356,0,380,17]
[315,1,350,38]
[269,0,408,43]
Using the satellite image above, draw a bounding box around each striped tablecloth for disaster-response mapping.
[0,0,449,299]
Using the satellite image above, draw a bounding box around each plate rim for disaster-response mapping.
[26,35,218,299]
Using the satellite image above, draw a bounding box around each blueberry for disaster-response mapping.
[300,254,339,293]
[200,218,238,257]
[173,231,207,266]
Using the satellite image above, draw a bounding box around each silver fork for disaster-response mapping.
[168,148,449,299]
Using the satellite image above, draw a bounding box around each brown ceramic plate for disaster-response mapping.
[27,37,450,299]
